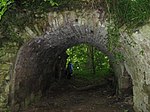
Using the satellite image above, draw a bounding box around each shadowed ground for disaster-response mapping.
[22,77,134,112]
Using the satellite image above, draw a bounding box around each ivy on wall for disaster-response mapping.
[106,0,150,30]
[104,0,150,59]
[1,0,150,32]
[105,0,150,42]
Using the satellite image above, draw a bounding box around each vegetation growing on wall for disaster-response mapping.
[0,0,150,47]
[107,0,150,30]
[1,0,148,57]
[105,0,150,52]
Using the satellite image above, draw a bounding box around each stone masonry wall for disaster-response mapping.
[121,24,150,112]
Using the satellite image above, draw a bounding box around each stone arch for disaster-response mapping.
[10,10,132,111]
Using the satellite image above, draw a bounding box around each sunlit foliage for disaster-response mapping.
[0,0,14,20]
[66,44,111,80]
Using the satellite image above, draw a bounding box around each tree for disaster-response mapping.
[87,45,95,75]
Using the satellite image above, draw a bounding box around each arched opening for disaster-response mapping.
[16,42,133,112]
[65,44,116,91]
[9,23,133,111]
[0,1,148,110]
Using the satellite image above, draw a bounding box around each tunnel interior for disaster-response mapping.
[36,42,117,95]
[48,43,117,94]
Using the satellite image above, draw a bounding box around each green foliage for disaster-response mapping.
[66,44,111,80]
[66,44,88,71]
[0,0,14,20]
[106,0,150,30]
[107,22,120,51]
[44,0,58,6]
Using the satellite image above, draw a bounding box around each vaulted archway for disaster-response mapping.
[10,10,132,111]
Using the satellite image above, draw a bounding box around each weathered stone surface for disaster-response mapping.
[121,24,150,112]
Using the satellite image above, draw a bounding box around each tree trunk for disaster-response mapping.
[91,46,95,75]
[87,45,95,75]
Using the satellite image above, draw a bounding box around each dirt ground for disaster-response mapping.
[22,78,134,112]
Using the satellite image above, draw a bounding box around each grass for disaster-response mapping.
[73,68,112,82]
